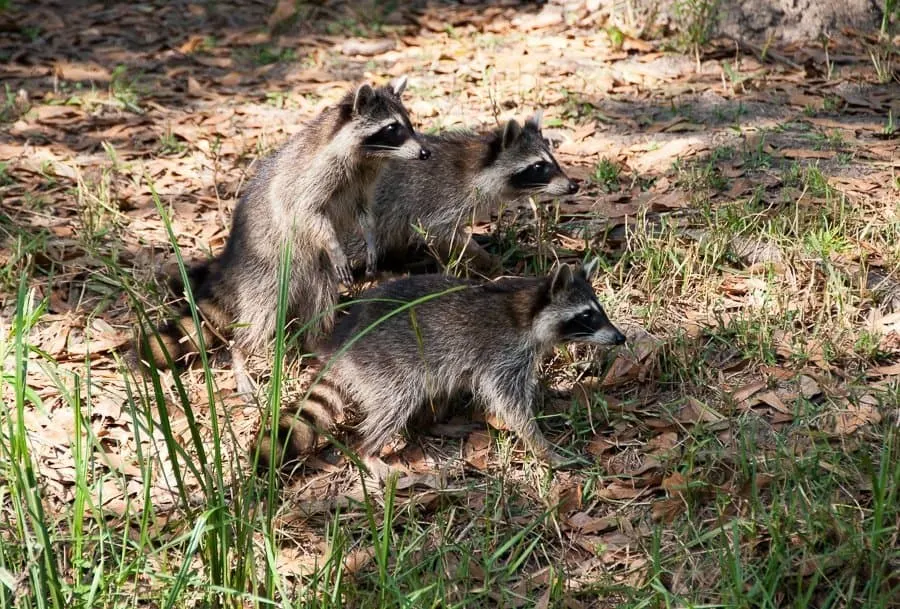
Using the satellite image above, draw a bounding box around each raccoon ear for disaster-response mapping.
[353,83,376,114]
[525,109,544,131]
[549,263,574,299]
[581,258,599,281]
[502,119,523,149]
[387,75,408,98]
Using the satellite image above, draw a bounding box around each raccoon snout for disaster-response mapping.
[418,147,432,160]
[610,327,626,345]
[566,180,579,195]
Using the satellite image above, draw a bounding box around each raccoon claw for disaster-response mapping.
[546,451,567,467]
[335,263,354,286]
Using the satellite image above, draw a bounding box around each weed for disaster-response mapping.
[0,161,12,186]
[109,65,142,113]
[606,25,625,50]
[822,95,842,112]
[157,129,187,157]
[884,109,897,136]
[673,0,721,66]
[674,157,728,193]
[592,157,621,192]
[868,38,897,84]
[809,129,845,150]
[804,164,832,198]
[744,135,772,170]
[0,83,27,123]
[251,45,296,66]
[22,25,41,41]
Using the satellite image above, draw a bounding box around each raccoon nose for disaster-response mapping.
[419,147,432,160]
[612,328,626,345]
[566,180,579,195]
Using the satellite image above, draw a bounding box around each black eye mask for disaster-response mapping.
[364,122,410,149]
[559,305,610,338]
[510,160,559,189]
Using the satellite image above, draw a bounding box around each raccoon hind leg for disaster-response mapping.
[354,386,424,458]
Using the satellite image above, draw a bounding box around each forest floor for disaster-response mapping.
[1,1,898,607]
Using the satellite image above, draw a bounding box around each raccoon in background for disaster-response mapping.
[346,110,578,276]
[137,76,431,395]
[255,260,625,473]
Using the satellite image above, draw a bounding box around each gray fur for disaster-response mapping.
[256,262,625,469]
[345,111,578,275]
[140,78,429,395]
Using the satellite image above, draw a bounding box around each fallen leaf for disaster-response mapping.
[586,436,616,456]
[565,512,617,534]
[678,397,725,425]
[597,481,643,500]
[870,362,900,376]
[651,497,684,523]
[463,430,491,470]
[341,38,396,57]
[732,381,767,405]
[757,390,792,414]
[831,396,882,435]
[267,0,296,28]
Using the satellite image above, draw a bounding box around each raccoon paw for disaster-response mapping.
[235,372,257,400]
[334,261,354,286]
[546,450,568,468]
[364,253,378,279]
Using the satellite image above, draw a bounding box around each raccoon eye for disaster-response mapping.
[384,123,400,133]
[532,162,552,177]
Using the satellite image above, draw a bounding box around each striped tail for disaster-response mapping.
[253,372,348,473]
[135,299,228,371]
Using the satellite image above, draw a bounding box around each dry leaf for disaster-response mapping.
[651,497,684,523]
[463,430,491,470]
[565,512,617,534]
[597,481,643,500]
[870,362,900,376]
[732,381,767,405]
[831,396,882,435]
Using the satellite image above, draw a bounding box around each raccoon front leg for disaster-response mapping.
[232,345,256,398]
[435,231,502,275]
[459,238,502,275]
[309,214,354,286]
[477,378,563,465]
[359,209,378,278]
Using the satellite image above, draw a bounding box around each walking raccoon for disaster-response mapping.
[255,260,625,472]
[137,76,431,395]
[345,110,578,276]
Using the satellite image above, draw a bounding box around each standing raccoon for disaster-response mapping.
[255,261,625,472]
[346,110,578,275]
[138,76,431,394]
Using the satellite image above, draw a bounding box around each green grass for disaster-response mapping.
[2,18,899,609]
[592,158,621,193]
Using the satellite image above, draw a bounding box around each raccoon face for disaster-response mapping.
[488,111,578,198]
[346,76,431,161]
[534,260,625,347]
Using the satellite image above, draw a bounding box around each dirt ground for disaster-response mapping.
[1,0,898,606]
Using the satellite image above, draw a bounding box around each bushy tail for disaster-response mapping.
[136,303,226,370]
[135,261,230,370]
[253,370,348,473]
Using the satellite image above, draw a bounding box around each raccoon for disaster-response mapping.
[345,110,578,276]
[137,76,431,395]
[254,260,625,472]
